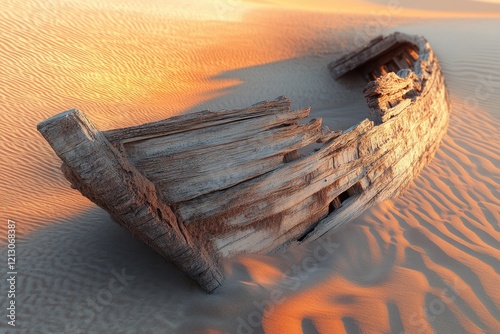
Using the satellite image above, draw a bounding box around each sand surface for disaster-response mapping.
[0,0,499,333]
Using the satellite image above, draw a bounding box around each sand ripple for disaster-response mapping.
[0,1,498,333]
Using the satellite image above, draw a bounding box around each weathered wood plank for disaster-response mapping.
[124,107,310,161]
[174,119,374,224]
[104,96,292,143]
[135,118,323,203]
[328,32,425,79]
[210,170,366,258]
[213,187,332,257]
[37,110,224,292]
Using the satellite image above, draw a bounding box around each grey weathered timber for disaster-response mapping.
[37,32,450,292]
[37,110,223,291]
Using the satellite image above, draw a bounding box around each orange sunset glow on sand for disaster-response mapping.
[1,0,499,333]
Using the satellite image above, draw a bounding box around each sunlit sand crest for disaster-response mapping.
[0,0,498,332]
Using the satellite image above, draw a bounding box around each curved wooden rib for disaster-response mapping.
[37,32,450,292]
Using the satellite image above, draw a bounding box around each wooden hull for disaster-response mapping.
[37,33,450,292]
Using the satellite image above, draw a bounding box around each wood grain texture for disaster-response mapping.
[37,32,450,292]
[37,110,224,292]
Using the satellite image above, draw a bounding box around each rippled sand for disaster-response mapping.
[0,0,499,333]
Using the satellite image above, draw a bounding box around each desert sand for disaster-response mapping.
[0,0,499,333]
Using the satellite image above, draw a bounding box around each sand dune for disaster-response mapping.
[368,0,500,13]
[247,0,500,17]
[0,0,499,333]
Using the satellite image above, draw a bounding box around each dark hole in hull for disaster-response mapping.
[328,180,364,214]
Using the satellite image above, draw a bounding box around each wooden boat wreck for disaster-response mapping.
[37,32,450,292]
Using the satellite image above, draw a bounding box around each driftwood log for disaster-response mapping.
[37,32,450,292]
